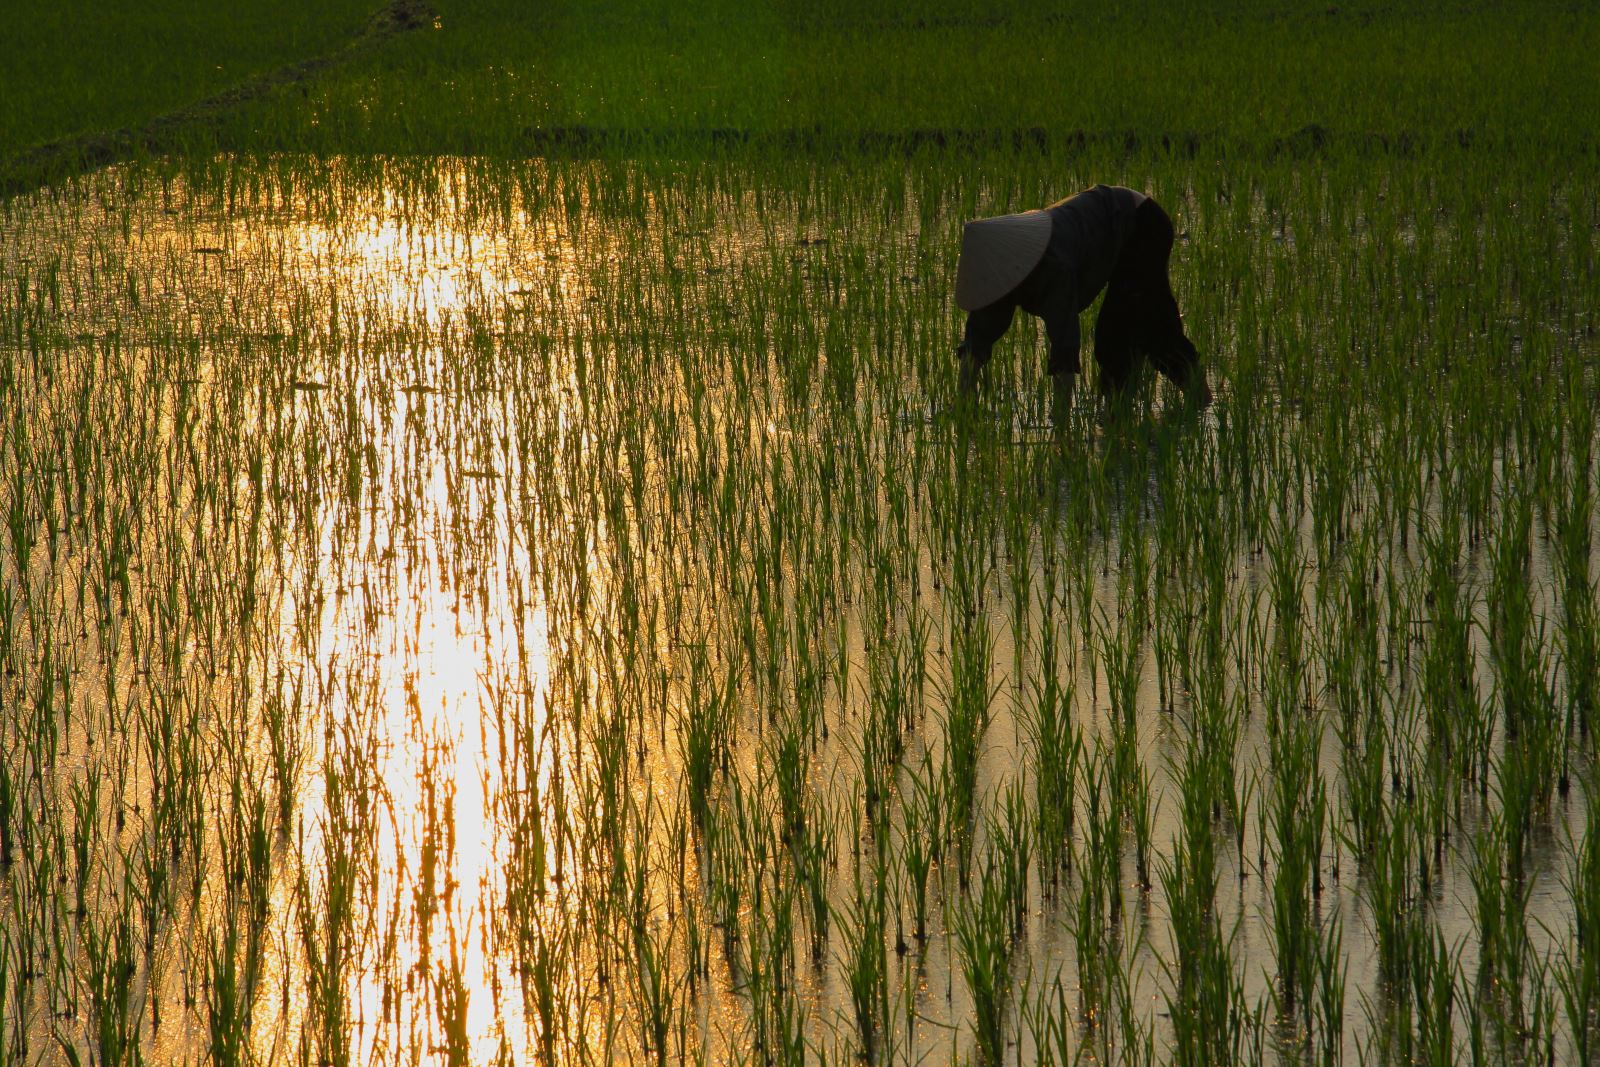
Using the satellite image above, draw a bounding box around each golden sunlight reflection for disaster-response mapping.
[280,181,583,331]
[211,163,761,1066]
[271,390,564,1064]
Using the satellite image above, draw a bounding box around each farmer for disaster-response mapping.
[955,184,1211,417]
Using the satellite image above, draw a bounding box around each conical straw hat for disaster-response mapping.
[955,209,1052,311]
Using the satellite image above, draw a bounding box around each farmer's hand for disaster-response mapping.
[956,340,979,392]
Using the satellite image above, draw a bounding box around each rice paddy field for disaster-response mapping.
[4,2,1600,1065]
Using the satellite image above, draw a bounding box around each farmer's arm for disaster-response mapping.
[958,302,1016,391]
[1044,307,1081,421]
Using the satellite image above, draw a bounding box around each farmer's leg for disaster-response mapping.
[1093,293,1142,397]
[959,302,1016,392]
[1119,200,1209,402]
[1095,200,1170,396]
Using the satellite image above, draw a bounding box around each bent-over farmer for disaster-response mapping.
[955,184,1211,417]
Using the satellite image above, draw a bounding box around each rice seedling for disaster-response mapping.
[951,849,1013,1067]
[1019,605,1079,889]
[1313,912,1347,1066]
[841,854,889,1064]
[940,596,996,883]
[1552,770,1600,1061]
[1159,744,1249,1067]
[1266,695,1326,1018]
[899,754,938,947]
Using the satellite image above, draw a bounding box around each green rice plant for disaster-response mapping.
[1312,532,1371,709]
[240,778,273,1000]
[1150,581,1179,714]
[1313,912,1347,1067]
[1104,948,1158,1067]
[840,856,889,1064]
[628,906,683,1067]
[1308,396,1354,557]
[1366,800,1425,994]
[1266,699,1325,1017]
[798,796,833,964]
[1080,749,1124,932]
[899,756,939,947]
[771,714,809,849]
[680,646,736,835]
[759,912,809,1067]
[72,764,101,922]
[1115,502,1152,638]
[1552,771,1600,1062]
[1336,681,1388,863]
[0,928,12,1053]
[522,913,570,1065]
[1158,751,1247,1067]
[1409,929,1460,1067]
[951,850,1011,1067]
[940,601,996,876]
[1418,511,1477,791]
[706,778,754,979]
[995,779,1033,936]
[1470,805,1537,1042]
[1020,609,1080,888]
[1019,973,1073,1067]
[1128,762,1154,894]
[205,914,249,1067]
[1097,607,1141,804]
[5,424,34,585]
[1556,431,1598,739]
[294,744,373,1067]
[83,905,138,1067]
[1265,505,1307,690]
[1499,717,1558,889]
[263,674,305,829]
[431,921,472,1067]
[0,582,14,682]
[1188,650,1245,830]
[1489,488,1542,743]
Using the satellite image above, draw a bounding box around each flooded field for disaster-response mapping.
[2,154,1598,1065]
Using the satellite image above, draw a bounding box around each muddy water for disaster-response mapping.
[0,157,1592,1065]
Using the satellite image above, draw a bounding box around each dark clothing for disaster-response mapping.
[963,185,1198,390]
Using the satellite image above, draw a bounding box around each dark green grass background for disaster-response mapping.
[6,0,1598,159]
